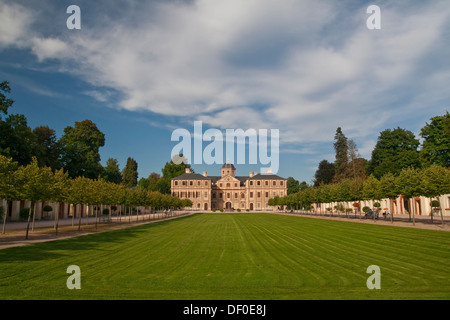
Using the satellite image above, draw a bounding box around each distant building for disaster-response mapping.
[170,163,287,211]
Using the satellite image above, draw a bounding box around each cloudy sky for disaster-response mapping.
[0,0,449,182]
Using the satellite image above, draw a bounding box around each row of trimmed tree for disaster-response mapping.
[0,155,192,237]
[270,165,450,224]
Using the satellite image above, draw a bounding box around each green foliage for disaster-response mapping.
[397,167,422,199]
[368,127,421,178]
[59,119,105,179]
[420,112,450,167]
[420,164,450,198]
[287,177,300,194]
[314,159,335,186]
[362,206,370,213]
[0,155,19,201]
[0,81,14,117]
[334,127,348,177]
[431,200,440,208]
[32,126,61,170]
[43,205,53,212]
[121,157,138,187]
[362,175,382,201]
[103,158,122,184]
[0,114,36,166]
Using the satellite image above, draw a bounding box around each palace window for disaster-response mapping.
[250,192,253,198]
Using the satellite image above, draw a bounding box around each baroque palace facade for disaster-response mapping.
[171,163,287,211]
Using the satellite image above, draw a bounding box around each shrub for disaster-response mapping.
[103,208,109,215]
[43,205,53,212]
[237,208,241,212]
[220,209,224,212]
[373,202,381,208]
[212,209,216,212]
[362,206,370,213]
[431,200,440,208]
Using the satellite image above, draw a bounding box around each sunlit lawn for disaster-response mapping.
[1,213,449,299]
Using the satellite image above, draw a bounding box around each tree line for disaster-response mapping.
[313,112,449,186]
[272,164,449,224]
[281,111,449,223]
[0,155,193,235]
[0,80,191,195]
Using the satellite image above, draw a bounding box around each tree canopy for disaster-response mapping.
[59,119,105,179]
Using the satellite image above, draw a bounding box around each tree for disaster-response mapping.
[103,158,122,184]
[59,119,105,179]
[158,157,191,194]
[138,172,160,191]
[368,127,421,178]
[51,168,70,234]
[14,158,56,238]
[397,167,423,225]
[287,177,300,195]
[32,125,61,170]
[421,165,450,224]
[314,160,335,186]
[0,155,19,233]
[67,176,94,231]
[379,172,400,224]
[0,114,36,166]
[345,139,368,180]
[0,81,14,117]
[420,112,450,167]
[121,157,138,187]
[334,127,348,179]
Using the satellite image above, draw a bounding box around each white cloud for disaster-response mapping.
[0,3,34,49]
[3,0,450,157]
[31,37,70,61]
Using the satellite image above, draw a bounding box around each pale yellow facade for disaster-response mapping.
[170,164,287,211]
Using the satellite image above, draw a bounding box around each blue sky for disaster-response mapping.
[0,0,449,183]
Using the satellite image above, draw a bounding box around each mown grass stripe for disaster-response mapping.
[0,213,449,299]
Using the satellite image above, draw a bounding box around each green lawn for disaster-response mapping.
[1,213,449,299]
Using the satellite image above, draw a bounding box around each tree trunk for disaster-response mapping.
[55,204,60,235]
[78,204,82,231]
[71,204,75,227]
[412,198,416,226]
[25,205,32,240]
[429,197,433,224]
[32,201,37,231]
[2,200,8,234]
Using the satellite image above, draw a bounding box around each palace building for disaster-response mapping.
[170,163,287,211]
